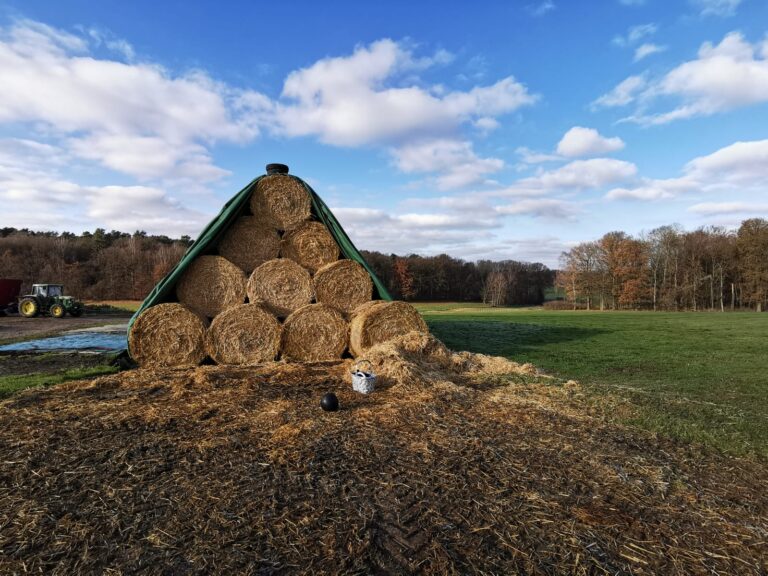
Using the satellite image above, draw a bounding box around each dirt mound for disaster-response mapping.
[1,334,766,574]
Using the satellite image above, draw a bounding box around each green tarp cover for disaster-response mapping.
[128,174,392,335]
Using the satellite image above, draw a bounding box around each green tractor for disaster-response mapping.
[18,284,84,319]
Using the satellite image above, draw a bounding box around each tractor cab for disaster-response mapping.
[32,284,63,298]
[19,284,83,319]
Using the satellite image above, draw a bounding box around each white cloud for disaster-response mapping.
[690,0,742,17]
[592,74,647,108]
[556,127,625,157]
[474,116,500,133]
[612,32,768,124]
[528,1,556,16]
[634,43,667,61]
[391,139,503,190]
[619,0,646,5]
[268,39,536,146]
[0,157,209,236]
[684,139,768,185]
[613,23,657,47]
[688,202,768,215]
[515,147,561,164]
[86,186,208,233]
[606,139,768,201]
[68,134,228,182]
[605,178,693,200]
[495,198,577,219]
[0,19,263,181]
[330,206,498,255]
[515,158,637,192]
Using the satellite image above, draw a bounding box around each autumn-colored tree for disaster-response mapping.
[392,257,416,300]
[614,238,650,308]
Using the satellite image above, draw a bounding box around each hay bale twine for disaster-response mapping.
[176,255,247,318]
[129,303,208,367]
[280,221,340,273]
[281,303,348,362]
[314,259,373,314]
[247,258,313,317]
[205,303,281,365]
[250,174,311,231]
[349,301,429,357]
[217,216,280,273]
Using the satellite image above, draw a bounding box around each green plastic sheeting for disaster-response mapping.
[128,173,392,338]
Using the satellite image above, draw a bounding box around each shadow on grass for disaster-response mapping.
[427,320,606,358]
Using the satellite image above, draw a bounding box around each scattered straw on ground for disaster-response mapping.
[128,303,208,368]
[280,221,340,274]
[281,303,349,362]
[216,216,281,273]
[205,303,282,365]
[250,175,311,231]
[1,333,766,574]
[314,259,373,314]
[246,258,313,318]
[176,255,247,318]
[350,300,429,357]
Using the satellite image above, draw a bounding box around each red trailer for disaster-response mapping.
[0,279,22,315]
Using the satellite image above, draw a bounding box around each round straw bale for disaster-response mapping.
[250,175,311,231]
[129,303,208,368]
[349,301,429,357]
[247,258,313,317]
[176,255,247,318]
[350,299,382,318]
[280,221,340,273]
[281,303,348,362]
[205,303,281,365]
[217,216,280,273]
[314,259,372,314]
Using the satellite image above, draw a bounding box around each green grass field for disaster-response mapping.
[416,303,768,458]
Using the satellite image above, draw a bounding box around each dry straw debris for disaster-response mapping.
[249,174,311,231]
[205,303,281,365]
[128,303,208,368]
[2,331,766,574]
[280,221,340,273]
[216,216,280,273]
[176,255,247,318]
[350,300,429,357]
[247,258,313,317]
[314,259,373,314]
[281,303,349,361]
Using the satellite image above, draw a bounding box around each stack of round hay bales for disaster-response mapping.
[129,173,430,368]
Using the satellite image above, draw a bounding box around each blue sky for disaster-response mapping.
[1,0,767,266]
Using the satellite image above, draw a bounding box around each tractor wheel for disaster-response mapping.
[50,303,65,318]
[69,308,83,318]
[19,298,39,318]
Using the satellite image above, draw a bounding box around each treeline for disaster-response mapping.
[0,228,191,300]
[557,219,768,312]
[361,252,554,305]
[0,227,554,305]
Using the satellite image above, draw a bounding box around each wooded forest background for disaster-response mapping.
[0,217,766,311]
